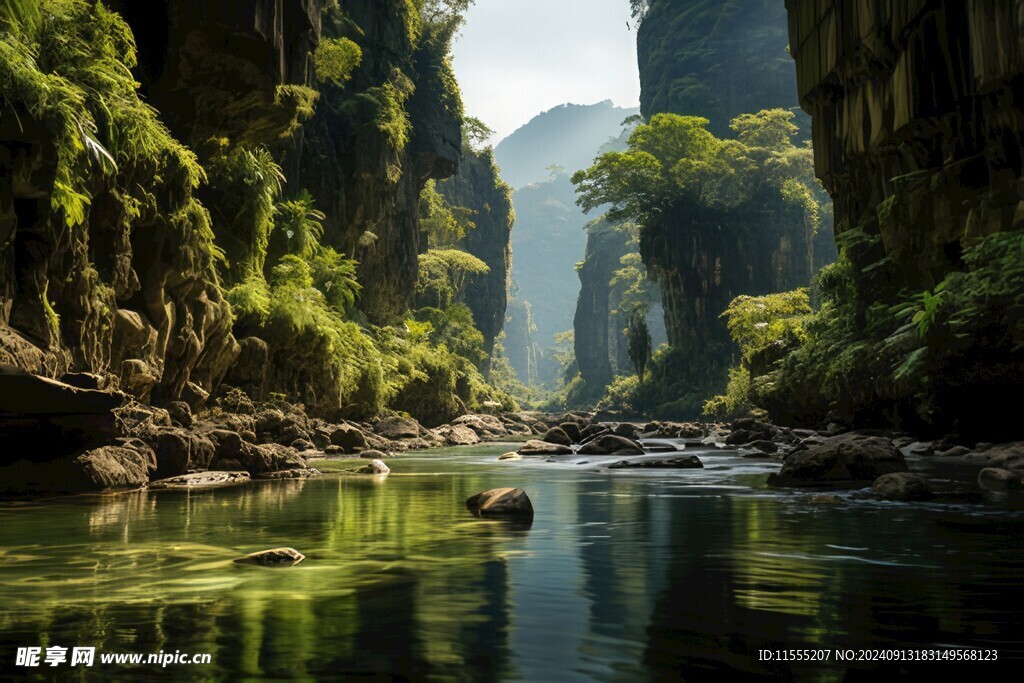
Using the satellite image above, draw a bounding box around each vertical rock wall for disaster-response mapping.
[785,0,1024,298]
[437,148,515,373]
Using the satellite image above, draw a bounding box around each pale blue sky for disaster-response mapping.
[452,0,641,144]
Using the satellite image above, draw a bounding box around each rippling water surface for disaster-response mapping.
[1,445,1022,680]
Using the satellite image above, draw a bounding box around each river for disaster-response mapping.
[1,444,1022,680]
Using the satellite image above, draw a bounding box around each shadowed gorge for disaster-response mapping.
[1,1,1024,679]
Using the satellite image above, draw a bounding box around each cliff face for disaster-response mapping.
[574,222,632,391]
[638,0,804,133]
[774,1,1024,434]
[0,1,244,404]
[643,193,814,354]
[282,1,462,325]
[0,1,474,420]
[437,147,515,372]
[787,0,1024,298]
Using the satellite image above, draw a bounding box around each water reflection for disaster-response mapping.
[0,449,1022,680]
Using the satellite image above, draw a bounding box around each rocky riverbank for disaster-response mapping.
[0,365,548,496]
[2,365,1021,502]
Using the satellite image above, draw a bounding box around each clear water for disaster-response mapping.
[1,445,1022,681]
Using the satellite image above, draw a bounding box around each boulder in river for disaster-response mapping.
[234,547,305,566]
[608,455,703,469]
[978,467,1022,492]
[541,426,573,446]
[577,434,644,456]
[558,422,583,442]
[872,472,932,501]
[357,459,390,474]
[434,423,481,446]
[768,433,908,487]
[466,488,534,518]
[518,439,572,456]
[498,452,522,461]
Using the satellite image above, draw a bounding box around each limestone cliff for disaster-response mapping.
[281,1,462,325]
[774,1,1024,434]
[638,0,805,134]
[787,0,1023,299]
[437,147,515,373]
[0,1,242,405]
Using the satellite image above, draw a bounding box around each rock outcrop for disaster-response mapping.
[437,147,514,372]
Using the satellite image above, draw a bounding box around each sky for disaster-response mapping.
[451,0,641,145]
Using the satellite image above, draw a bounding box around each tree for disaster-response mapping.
[627,310,652,382]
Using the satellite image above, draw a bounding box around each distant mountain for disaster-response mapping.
[500,103,638,386]
[494,100,640,190]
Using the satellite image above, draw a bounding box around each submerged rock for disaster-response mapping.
[234,547,305,566]
[577,434,644,456]
[872,472,932,501]
[466,488,534,518]
[149,471,251,490]
[768,433,908,488]
[608,455,703,469]
[978,467,1022,492]
[518,439,572,456]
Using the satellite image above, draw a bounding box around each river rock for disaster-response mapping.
[75,446,154,490]
[498,452,522,461]
[978,442,1024,471]
[150,471,251,490]
[453,414,509,439]
[750,440,778,454]
[577,434,644,456]
[466,488,534,518]
[358,459,390,474]
[806,494,843,504]
[145,428,215,478]
[768,433,908,487]
[542,426,573,446]
[612,423,639,439]
[329,424,367,452]
[374,416,422,440]
[434,423,481,446]
[872,472,932,501]
[608,455,703,469]
[518,439,573,456]
[234,547,305,566]
[978,467,1023,492]
[359,449,389,459]
[558,422,583,442]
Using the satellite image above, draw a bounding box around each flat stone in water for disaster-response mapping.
[234,547,305,566]
[149,471,251,490]
[607,455,703,469]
